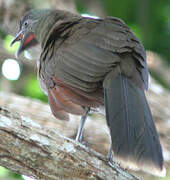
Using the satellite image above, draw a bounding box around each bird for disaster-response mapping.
[11,9,166,177]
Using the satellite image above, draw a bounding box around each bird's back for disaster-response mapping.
[38,13,147,94]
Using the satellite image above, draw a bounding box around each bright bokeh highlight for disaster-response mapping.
[2,59,21,80]
[24,50,33,60]
[22,175,35,180]
[81,13,99,19]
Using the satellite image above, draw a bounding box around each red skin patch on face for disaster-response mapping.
[23,34,35,46]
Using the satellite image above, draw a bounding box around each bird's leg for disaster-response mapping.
[75,107,90,143]
[107,137,116,168]
[108,142,113,163]
[108,142,117,169]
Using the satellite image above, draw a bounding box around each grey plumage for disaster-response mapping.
[104,73,164,176]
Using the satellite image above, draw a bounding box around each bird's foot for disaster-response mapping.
[108,149,114,165]
[107,143,117,168]
[82,141,88,147]
[76,136,88,147]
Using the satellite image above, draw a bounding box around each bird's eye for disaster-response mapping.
[24,22,28,26]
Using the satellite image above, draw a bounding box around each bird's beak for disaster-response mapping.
[11,30,38,57]
[11,30,24,57]
[11,30,24,46]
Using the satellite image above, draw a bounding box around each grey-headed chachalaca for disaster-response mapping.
[11,9,166,176]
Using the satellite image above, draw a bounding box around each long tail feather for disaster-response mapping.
[104,74,166,177]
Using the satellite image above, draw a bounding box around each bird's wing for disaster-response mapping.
[39,16,148,120]
[43,16,148,91]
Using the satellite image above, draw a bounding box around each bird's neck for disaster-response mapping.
[34,11,57,45]
[34,10,81,48]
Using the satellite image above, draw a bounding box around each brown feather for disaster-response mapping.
[48,86,85,116]
[48,89,69,120]
[52,76,104,106]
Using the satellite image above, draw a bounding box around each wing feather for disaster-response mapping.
[41,15,148,93]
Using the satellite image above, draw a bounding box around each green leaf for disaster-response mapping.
[22,76,48,102]
[0,166,8,177]
[128,24,143,41]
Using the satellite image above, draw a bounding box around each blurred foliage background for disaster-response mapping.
[0,0,169,179]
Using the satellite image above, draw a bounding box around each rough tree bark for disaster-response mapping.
[0,106,139,180]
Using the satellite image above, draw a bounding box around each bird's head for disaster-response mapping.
[11,9,51,57]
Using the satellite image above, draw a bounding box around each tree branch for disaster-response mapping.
[0,106,138,180]
[0,76,170,160]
